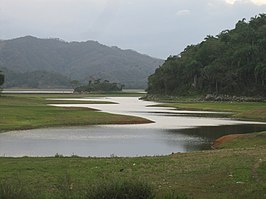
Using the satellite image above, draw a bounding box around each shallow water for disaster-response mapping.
[1,97,265,157]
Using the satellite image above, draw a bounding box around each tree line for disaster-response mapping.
[0,71,4,88]
[147,14,266,97]
[0,68,71,89]
[74,79,124,93]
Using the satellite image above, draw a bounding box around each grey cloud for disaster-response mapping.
[176,10,191,16]
[0,0,265,58]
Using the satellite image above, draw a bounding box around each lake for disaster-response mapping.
[0,97,265,157]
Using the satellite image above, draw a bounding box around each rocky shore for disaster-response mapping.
[203,94,266,102]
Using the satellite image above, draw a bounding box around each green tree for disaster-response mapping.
[0,71,4,87]
[70,80,81,89]
[74,79,123,93]
[255,63,266,86]
[147,14,266,97]
[0,71,4,95]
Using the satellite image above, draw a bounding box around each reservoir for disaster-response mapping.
[0,97,265,157]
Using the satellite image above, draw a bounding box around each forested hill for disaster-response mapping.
[147,14,266,97]
[0,36,163,89]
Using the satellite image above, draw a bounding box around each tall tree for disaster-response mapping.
[147,14,266,97]
[0,71,4,87]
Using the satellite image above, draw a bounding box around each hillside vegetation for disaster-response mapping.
[0,36,163,88]
[147,14,266,97]
[2,70,71,89]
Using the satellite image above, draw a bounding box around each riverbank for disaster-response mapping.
[152,101,266,122]
[0,94,151,133]
[144,95,266,122]
[0,144,265,199]
[213,131,266,149]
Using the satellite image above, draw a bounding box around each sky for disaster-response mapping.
[0,0,265,59]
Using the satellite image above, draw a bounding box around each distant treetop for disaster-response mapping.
[147,14,266,97]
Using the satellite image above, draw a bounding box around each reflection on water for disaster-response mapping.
[168,124,266,151]
[0,97,265,157]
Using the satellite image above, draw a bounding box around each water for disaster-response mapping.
[0,97,265,157]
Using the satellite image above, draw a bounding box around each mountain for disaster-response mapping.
[0,36,163,89]
[2,69,72,89]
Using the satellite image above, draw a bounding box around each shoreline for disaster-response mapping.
[212,134,246,149]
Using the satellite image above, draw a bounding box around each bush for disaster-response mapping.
[0,177,190,199]
[0,179,34,199]
[86,179,154,199]
[156,191,192,199]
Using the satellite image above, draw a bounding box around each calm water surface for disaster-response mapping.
[0,97,265,157]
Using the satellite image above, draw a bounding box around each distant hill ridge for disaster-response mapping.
[0,36,163,88]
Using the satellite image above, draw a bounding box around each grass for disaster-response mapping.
[214,131,266,149]
[154,102,266,121]
[47,100,118,104]
[0,94,151,132]
[86,179,155,199]
[0,178,36,199]
[5,91,146,99]
[0,145,265,198]
[0,177,189,199]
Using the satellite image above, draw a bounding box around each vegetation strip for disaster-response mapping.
[0,145,265,199]
[213,131,266,149]
[46,100,117,104]
[0,94,151,133]
[152,101,266,122]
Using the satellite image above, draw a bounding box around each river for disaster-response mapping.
[0,97,265,157]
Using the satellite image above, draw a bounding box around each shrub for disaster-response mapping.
[157,191,192,199]
[86,179,154,199]
[0,179,33,199]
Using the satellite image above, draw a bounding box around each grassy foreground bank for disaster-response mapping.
[0,144,265,199]
[0,94,150,132]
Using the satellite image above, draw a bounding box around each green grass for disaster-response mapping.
[0,94,151,132]
[86,179,155,199]
[0,146,265,199]
[0,178,36,199]
[215,131,266,149]
[47,100,117,104]
[155,102,266,121]
[5,91,145,99]
[0,177,189,199]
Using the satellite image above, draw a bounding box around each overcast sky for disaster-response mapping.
[0,0,265,59]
